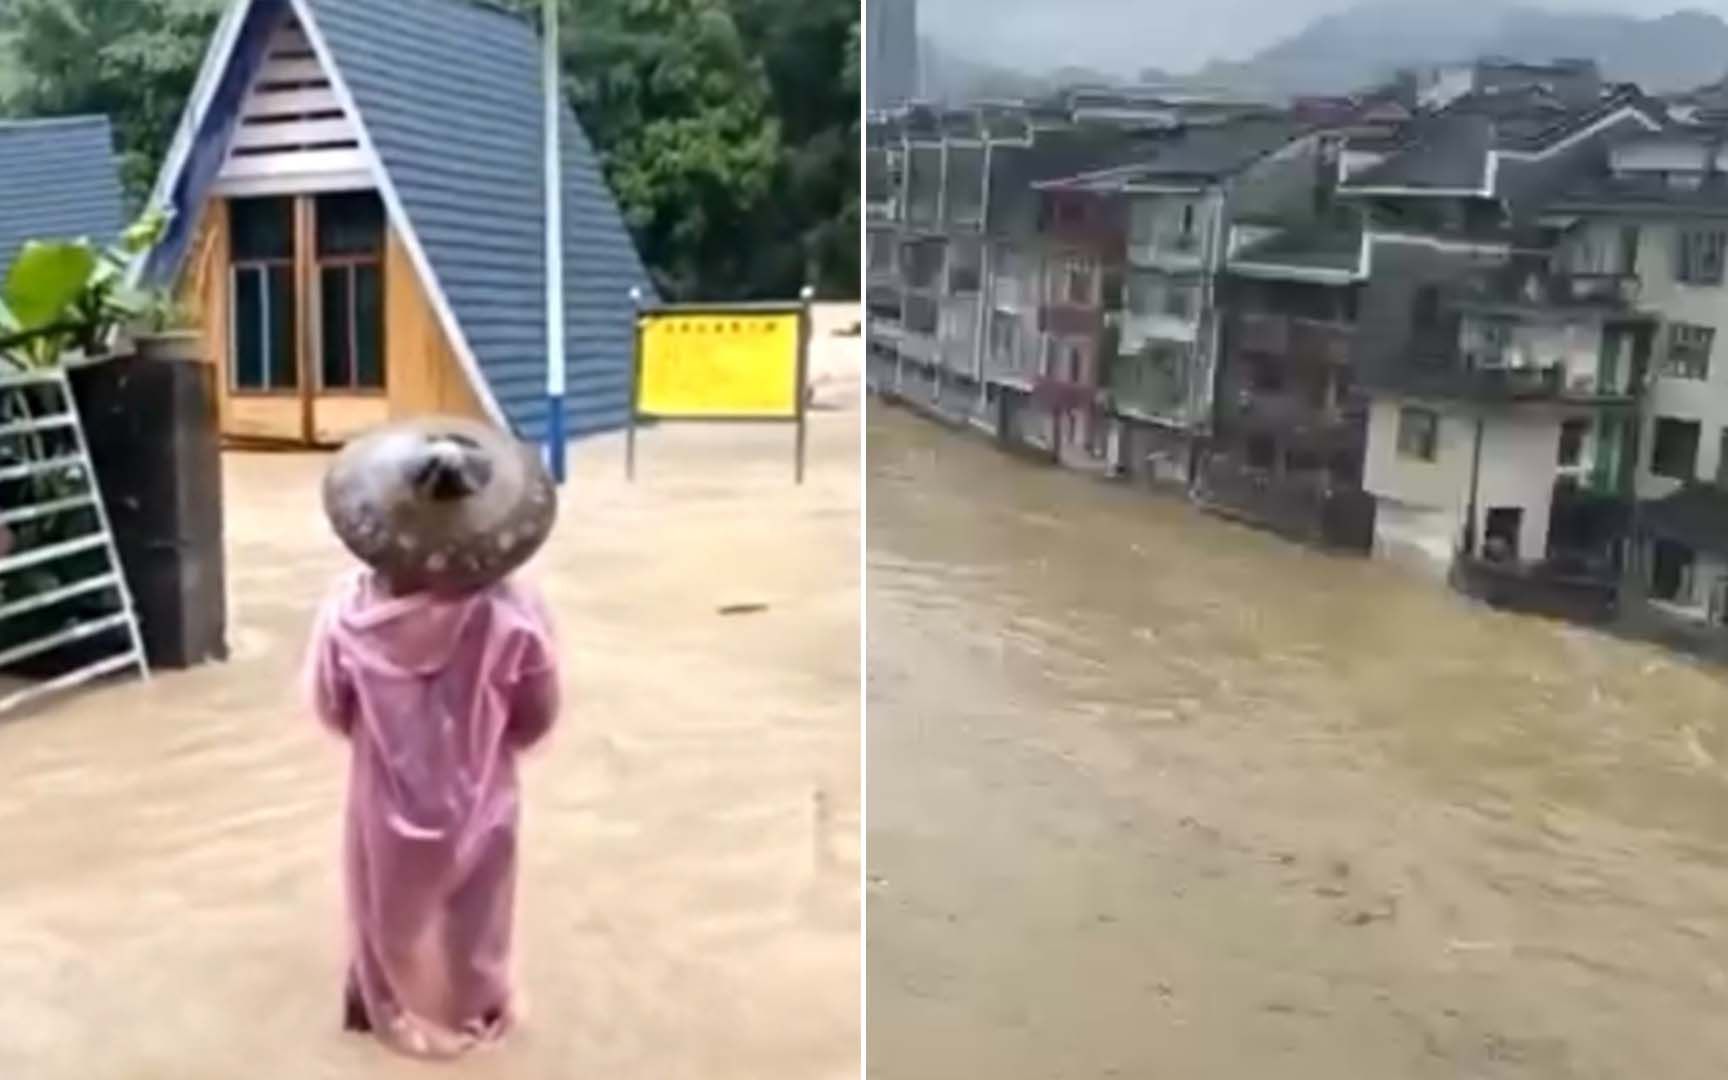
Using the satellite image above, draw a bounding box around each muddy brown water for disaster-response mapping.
[0,410,859,1080]
[867,405,1728,1079]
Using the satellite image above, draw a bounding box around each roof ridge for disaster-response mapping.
[0,114,112,132]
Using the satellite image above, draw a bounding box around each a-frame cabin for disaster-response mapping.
[144,0,652,446]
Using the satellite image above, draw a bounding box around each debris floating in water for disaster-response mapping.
[718,603,770,616]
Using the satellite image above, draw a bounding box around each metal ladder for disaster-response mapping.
[0,366,148,716]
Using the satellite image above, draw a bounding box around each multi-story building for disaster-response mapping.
[1016,172,1124,464]
[1546,126,1728,648]
[865,0,919,112]
[1204,217,1375,548]
[1350,83,1670,616]
[868,95,1229,436]
[1022,119,1317,487]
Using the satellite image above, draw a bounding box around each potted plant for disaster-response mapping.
[0,208,228,672]
[0,209,169,370]
[132,294,201,365]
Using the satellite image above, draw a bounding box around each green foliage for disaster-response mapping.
[2,0,858,302]
[726,0,859,300]
[0,0,224,205]
[0,209,170,367]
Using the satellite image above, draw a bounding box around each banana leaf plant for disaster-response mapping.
[0,210,173,638]
[0,209,170,370]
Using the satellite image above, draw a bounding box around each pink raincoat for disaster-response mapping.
[306,569,559,1057]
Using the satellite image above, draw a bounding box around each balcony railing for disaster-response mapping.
[1121,312,1200,353]
[1039,304,1099,337]
[1288,318,1353,366]
[1128,232,1204,266]
[1454,270,1644,313]
[903,295,939,336]
[1235,312,1290,354]
[947,266,982,295]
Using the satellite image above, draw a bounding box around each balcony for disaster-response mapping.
[1120,312,1199,353]
[1453,269,1648,316]
[1288,318,1354,366]
[1236,390,1342,429]
[948,199,985,231]
[865,282,901,319]
[1388,360,1640,406]
[1235,312,1290,354]
[1129,232,1205,268]
[903,294,939,338]
[947,265,982,296]
[1039,304,1100,338]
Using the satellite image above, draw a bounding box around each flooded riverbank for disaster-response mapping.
[867,403,1728,1079]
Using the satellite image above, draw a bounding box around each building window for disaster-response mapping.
[315,192,386,391]
[229,196,297,392]
[1396,406,1439,462]
[1662,323,1715,380]
[1484,506,1523,563]
[1127,275,1157,315]
[1412,286,1442,333]
[1650,538,1697,604]
[1052,255,1096,306]
[1651,417,1702,480]
[1129,201,1157,246]
[1249,355,1284,394]
[1246,434,1277,471]
[1063,341,1088,384]
[1677,229,1728,285]
[1619,225,1641,276]
[1163,282,1196,320]
[1558,418,1588,467]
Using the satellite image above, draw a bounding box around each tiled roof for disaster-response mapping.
[1036,119,1301,192]
[1549,174,1728,217]
[1343,112,1494,191]
[1341,86,1667,194]
[0,116,124,283]
[1231,222,1363,276]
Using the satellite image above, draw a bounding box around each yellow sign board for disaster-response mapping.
[636,311,801,419]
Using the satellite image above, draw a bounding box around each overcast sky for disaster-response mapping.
[918,0,1700,77]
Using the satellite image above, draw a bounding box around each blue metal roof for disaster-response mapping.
[0,116,124,284]
[307,0,653,441]
[149,0,653,441]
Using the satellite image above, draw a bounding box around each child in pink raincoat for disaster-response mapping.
[306,417,561,1057]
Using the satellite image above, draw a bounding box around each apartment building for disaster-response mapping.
[1350,82,1670,615]
[1546,128,1728,647]
[1022,118,1305,487]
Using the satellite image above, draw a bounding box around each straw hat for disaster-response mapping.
[322,416,557,594]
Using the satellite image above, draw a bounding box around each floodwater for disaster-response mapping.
[0,404,859,1079]
[867,405,1728,1079]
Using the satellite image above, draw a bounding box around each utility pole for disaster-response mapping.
[543,0,568,484]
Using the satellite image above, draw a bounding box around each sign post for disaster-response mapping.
[795,285,813,485]
[627,285,643,482]
[628,287,813,484]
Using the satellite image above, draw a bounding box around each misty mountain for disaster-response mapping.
[924,1,1728,105]
[918,36,1123,104]
[1199,0,1728,97]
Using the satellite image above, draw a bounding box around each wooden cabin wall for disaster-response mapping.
[384,231,488,424]
[179,197,487,446]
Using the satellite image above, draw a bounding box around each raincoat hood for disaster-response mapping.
[327,572,487,678]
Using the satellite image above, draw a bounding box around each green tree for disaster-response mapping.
[0,0,223,205]
[514,0,782,300]
[0,0,856,302]
[727,0,859,299]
